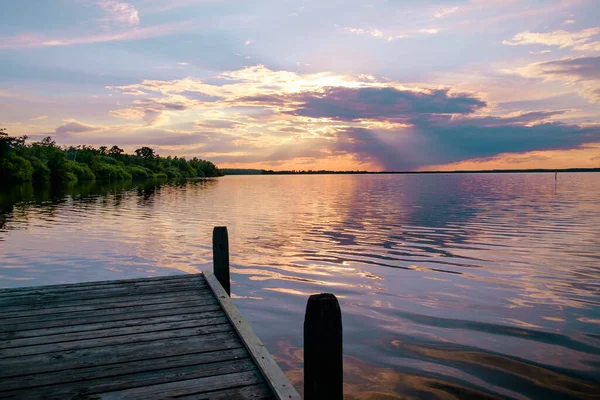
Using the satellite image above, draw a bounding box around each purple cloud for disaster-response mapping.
[536,56,600,80]
[55,121,102,135]
[339,115,600,170]
[241,87,486,121]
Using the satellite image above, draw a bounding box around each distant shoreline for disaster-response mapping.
[221,167,600,175]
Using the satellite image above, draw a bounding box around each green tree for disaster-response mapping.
[109,145,124,156]
[1,131,222,184]
[134,147,155,159]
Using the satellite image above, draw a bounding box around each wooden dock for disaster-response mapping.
[0,272,301,399]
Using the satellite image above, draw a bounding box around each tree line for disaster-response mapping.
[0,129,222,184]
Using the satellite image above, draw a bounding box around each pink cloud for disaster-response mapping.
[97,0,140,27]
[0,22,194,50]
[503,28,600,51]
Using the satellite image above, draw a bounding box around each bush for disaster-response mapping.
[98,156,118,165]
[0,156,34,182]
[64,171,78,182]
[165,167,181,178]
[127,165,152,180]
[92,162,132,181]
[30,158,51,181]
[66,161,96,181]
[153,172,168,179]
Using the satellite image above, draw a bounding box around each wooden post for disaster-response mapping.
[304,293,343,400]
[212,226,230,296]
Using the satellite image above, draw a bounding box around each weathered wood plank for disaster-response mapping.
[0,311,225,341]
[0,331,243,379]
[1,324,233,358]
[204,272,301,400]
[0,348,249,392]
[1,303,222,333]
[0,315,229,349]
[1,358,257,399]
[97,370,266,399]
[1,291,210,316]
[0,281,208,305]
[1,297,218,326]
[0,271,289,399]
[180,384,274,400]
[0,274,199,297]
[0,282,209,306]
[0,291,215,320]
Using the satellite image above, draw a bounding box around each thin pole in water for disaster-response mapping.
[555,170,557,180]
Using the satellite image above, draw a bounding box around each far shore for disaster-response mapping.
[221,167,600,175]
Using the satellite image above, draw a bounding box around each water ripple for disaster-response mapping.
[1,174,599,398]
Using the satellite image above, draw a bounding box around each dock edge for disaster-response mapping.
[204,271,302,400]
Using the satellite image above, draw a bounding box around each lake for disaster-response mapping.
[1,173,599,399]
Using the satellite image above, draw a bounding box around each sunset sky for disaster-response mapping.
[1,0,599,171]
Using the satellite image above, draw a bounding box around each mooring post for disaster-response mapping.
[304,293,343,400]
[212,226,230,296]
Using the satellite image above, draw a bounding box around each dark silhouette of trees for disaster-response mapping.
[134,147,155,159]
[109,145,124,156]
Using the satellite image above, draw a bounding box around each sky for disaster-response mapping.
[1,0,599,171]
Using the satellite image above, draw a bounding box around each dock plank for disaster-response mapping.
[0,272,299,400]
[0,331,242,378]
[0,324,233,357]
[0,348,249,392]
[0,276,206,297]
[1,303,222,332]
[1,291,211,317]
[0,274,199,297]
[0,315,228,349]
[0,311,225,341]
[1,295,217,324]
[1,359,259,399]
[97,370,267,399]
[0,282,209,306]
[180,384,274,400]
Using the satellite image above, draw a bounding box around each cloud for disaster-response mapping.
[334,115,599,170]
[502,28,600,51]
[244,40,254,46]
[195,120,245,130]
[411,115,599,165]
[111,96,195,125]
[55,121,102,135]
[97,0,140,27]
[344,27,408,41]
[30,116,48,121]
[241,87,486,121]
[105,64,599,170]
[141,0,221,13]
[177,62,190,66]
[421,143,600,171]
[0,22,193,50]
[531,57,600,80]
[419,29,439,35]
[434,7,459,18]
[563,19,576,25]
[510,56,600,103]
[108,65,378,101]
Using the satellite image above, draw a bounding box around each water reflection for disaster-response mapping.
[1,173,599,399]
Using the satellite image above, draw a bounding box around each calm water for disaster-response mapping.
[1,174,599,399]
